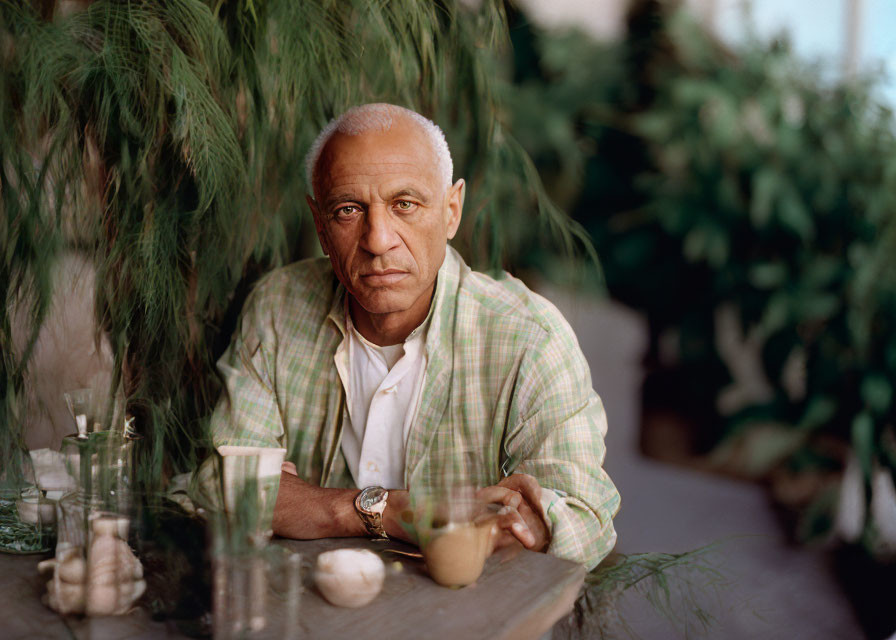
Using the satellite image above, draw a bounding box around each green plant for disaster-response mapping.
[0,0,590,493]
[503,2,896,551]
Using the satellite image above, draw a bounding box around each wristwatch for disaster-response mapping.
[354,486,390,540]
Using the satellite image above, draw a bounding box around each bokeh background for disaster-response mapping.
[3,0,896,637]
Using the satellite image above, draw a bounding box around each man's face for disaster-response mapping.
[309,119,463,336]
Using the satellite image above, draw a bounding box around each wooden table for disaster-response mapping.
[0,538,584,639]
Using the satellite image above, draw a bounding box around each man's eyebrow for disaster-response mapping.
[322,193,360,209]
[387,188,429,202]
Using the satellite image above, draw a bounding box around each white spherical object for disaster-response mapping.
[85,578,146,616]
[57,556,87,584]
[91,515,130,539]
[46,577,85,615]
[315,548,385,608]
[88,535,143,585]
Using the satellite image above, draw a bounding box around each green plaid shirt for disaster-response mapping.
[211,246,620,569]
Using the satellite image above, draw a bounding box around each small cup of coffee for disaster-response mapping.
[414,487,498,587]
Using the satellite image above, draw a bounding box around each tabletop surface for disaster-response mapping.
[1,537,585,640]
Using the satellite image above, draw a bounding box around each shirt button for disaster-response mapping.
[366,461,380,473]
[382,385,397,394]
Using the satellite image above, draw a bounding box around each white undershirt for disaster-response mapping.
[335,316,428,489]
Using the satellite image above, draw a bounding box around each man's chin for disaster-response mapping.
[351,291,410,316]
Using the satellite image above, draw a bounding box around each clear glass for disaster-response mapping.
[56,491,91,554]
[0,448,54,554]
[408,440,499,587]
[63,388,103,436]
[60,430,139,513]
[211,543,305,638]
[411,484,498,587]
[208,447,287,636]
[51,428,141,617]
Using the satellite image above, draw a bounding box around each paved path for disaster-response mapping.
[538,284,866,639]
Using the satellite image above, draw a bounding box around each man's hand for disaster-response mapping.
[476,473,551,553]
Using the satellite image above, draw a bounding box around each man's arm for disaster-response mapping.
[209,276,422,543]
[500,317,621,571]
[209,276,287,451]
[272,463,413,541]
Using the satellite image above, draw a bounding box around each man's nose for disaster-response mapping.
[360,204,400,255]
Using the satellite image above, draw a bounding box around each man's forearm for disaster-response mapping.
[272,471,364,539]
[271,470,413,542]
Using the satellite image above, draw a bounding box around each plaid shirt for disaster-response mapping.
[211,246,620,569]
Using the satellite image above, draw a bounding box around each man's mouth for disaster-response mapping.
[360,269,408,285]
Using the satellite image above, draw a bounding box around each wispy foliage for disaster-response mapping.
[504,0,896,551]
[0,0,590,491]
[556,544,730,639]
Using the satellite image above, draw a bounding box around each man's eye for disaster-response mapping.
[334,206,361,218]
[394,201,414,211]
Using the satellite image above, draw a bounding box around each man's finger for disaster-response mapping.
[497,473,542,512]
[281,461,298,476]
[494,505,536,548]
[475,485,522,509]
[490,529,522,553]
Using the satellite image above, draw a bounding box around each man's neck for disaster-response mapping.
[349,285,434,346]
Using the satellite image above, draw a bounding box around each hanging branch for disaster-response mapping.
[1,0,595,493]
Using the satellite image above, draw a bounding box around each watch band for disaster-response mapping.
[354,486,389,540]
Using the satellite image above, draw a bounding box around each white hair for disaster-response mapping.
[304,103,453,192]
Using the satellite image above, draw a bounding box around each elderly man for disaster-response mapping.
[210,103,619,570]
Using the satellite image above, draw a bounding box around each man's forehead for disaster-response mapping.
[315,127,442,194]
[324,123,431,158]
[324,159,430,179]
[317,165,436,205]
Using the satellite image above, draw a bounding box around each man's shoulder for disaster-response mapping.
[247,256,336,318]
[455,262,574,345]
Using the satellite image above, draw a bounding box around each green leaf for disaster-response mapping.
[792,292,840,322]
[798,396,837,431]
[683,227,707,263]
[802,257,843,289]
[861,374,892,415]
[750,169,779,227]
[749,262,788,289]
[759,292,790,335]
[705,227,729,268]
[851,412,875,481]
[777,184,814,241]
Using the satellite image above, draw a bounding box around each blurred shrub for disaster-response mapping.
[506,1,896,552]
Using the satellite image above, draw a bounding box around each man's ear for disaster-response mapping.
[445,179,465,240]
[307,194,330,256]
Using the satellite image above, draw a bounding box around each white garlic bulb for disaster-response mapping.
[91,515,130,540]
[86,578,147,616]
[58,556,87,584]
[315,549,385,608]
[87,534,143,585]
[46,577,86,615]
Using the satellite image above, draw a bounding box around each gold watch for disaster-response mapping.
[354,486,389,540]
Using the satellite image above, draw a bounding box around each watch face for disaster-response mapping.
[360,486,387,511]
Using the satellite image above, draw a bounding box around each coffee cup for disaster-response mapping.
[421,512,497,587]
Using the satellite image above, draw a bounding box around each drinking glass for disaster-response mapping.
[53,428,141,617]
[63,388,103,437]
[412,484,497,587]
[0,448,54,554]
[210,446,286,637]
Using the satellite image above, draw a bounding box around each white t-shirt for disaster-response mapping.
[335,315,428,489]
